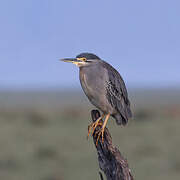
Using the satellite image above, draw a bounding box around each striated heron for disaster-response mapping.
[61,53,132,144]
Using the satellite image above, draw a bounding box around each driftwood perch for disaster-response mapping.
[91,110,134,180]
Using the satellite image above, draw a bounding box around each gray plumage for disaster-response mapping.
[61,52,132,126]
[78,53,132,125]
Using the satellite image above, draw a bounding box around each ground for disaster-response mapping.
[0,89,180,180]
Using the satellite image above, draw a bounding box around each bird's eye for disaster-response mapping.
[77,57,87,62]
[82,58,86,61]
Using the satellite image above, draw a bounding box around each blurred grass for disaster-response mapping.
[0,89,180,180]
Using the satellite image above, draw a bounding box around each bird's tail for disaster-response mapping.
[113,114,128,126]
[113,107,132,126]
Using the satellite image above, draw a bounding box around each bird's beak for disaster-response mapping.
[60,58,81,63]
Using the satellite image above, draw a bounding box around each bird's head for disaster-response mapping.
[61,53,101,67]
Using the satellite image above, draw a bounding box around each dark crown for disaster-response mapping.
[76,53,100,60]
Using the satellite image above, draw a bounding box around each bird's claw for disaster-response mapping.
[87,121,103,139]
[95,127,105,146]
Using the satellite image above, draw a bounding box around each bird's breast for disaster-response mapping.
[79,66,114,114]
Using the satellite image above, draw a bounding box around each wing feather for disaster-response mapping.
[101,61,132,121]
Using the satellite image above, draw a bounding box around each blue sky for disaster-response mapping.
[0,0,180,89]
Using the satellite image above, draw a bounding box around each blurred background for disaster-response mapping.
[0,0,180,180]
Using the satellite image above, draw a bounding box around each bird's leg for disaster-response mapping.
[88,114,105,138]
[95,113,110,145]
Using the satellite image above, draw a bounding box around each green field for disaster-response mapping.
[0,89,180,180]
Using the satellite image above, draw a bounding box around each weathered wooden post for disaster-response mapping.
[91,110,134,180]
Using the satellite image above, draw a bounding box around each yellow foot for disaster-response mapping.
[95,127,105,146]
[87,116,103,138]
[95,113,110,146]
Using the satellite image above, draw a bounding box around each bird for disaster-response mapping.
[61,53,132,144]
